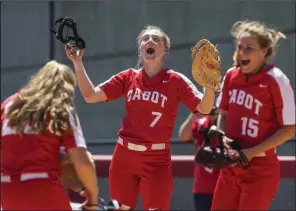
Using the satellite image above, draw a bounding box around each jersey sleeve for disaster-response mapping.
[62,110,87,151]
[216,70,231,111]
[98,69,129,102]
[1,101,5,138]
[177,73,203,112]
[268,70,295,125]
[1,93,19,138]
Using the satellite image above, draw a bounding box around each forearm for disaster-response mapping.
[196,88,215,114]
[73,161,99,202]
[179,113,198,141]
[250,125,296,155]
[73,61,96,98]
[217,110,226,132]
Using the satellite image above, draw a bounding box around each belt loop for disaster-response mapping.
[1,176,11,183]
[117,137,167,151]
[118,137,123,145]
[20,172,49,181]
[151,143,166,150]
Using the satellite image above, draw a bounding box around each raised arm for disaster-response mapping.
[65,46,107,103]
[177,74,215,115]
[196,88,215,114]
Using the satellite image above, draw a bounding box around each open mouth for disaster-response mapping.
[241,59,250,66]
[146,48,155,55]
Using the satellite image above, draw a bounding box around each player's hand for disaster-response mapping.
[222,136,232,150]
[79,189,98,211]
[65,45,84,63]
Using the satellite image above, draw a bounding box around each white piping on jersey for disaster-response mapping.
[267,67,295,125]
[1,100,25,135]
[3,100,14,114]
[131,68,140,73]
[167,69,204,99]
[69,108,87,148]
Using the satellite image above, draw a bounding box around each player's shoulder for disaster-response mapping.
[125,68,141,76]
[1,92,19,112]
[166,69,188,79]
[265,65,290,82]
[114,68,139,78]
[262,65,292,90]
[225,66,239,77]
[165,69,196,86]
[196,116,209,128]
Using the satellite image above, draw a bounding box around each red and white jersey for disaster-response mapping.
[1,93,86,176]
[192,116,220,194]
[216,65,295,150]
[99,68,203,144]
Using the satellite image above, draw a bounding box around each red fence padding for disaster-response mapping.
[93,155,296,178]
[68,155,295,203]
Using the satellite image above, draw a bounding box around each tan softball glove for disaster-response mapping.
[191,39,221,91]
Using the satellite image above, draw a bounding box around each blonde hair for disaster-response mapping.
[231,20,286,65]
[6,60,77,136]
[136,25,171,69]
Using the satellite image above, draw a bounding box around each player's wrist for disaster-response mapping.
[89,197,99,205]
[89,192,99,202]
[203,87,216,94]
[72,60,83,67]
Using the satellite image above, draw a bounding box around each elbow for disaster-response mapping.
[284,124,296,137]
[83,96,95,103]
[83,92,99,103]
[179,136,191,142]
[81,89,97,103]
[83,88,106,103]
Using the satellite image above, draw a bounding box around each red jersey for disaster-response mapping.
[1,93,87,177]
[99,68,203,144]
[217,65,295,151]
[191,116,220,194]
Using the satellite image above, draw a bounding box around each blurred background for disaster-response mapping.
[1,0,295,210]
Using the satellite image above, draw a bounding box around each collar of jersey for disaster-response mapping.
[138,67,169,86]
[238,64,275,83]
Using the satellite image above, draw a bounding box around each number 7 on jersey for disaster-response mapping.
[150,111,162,127]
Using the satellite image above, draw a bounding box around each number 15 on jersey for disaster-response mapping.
[241,117,259,138]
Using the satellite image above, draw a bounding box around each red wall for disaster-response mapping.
[68,155,295,203]
[93,155,295,178]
